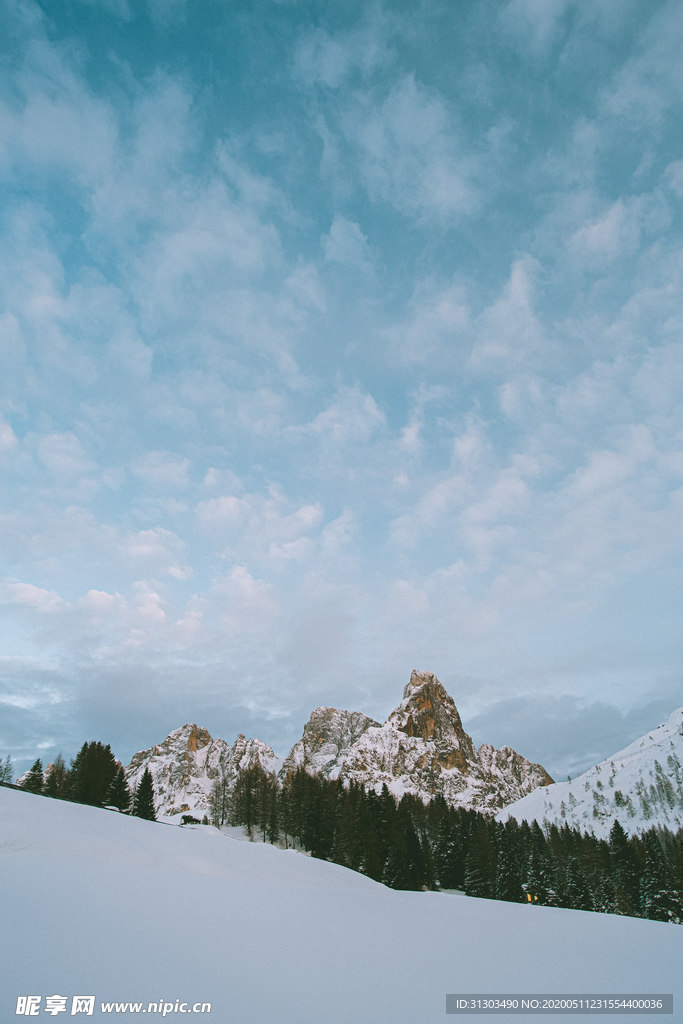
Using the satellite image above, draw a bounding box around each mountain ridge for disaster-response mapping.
[124,669,552,817]
[498,705,683,837]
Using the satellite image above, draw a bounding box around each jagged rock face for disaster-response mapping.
[338,670,553,812]
[123,670,552,818]
[279,707,381,781]
[124,724,281,817]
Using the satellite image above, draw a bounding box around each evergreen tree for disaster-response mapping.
[434,812,467,890]
[592,873,616,915]
[640,829,675,922]
[0,754,13,784]
[494,821,524,903]
[70,742,119,807]
[464,817,495,898]
[20,758,45,793]
[133,767,156,821]
[522,821,552,905]
[564,856,594,911]
[383,808,424,890]
[106,766,132,812]
[609,818,640,916]
[43,753,70,799]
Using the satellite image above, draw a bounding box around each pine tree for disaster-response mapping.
[522,821,552,905]
[0,754,13,784]
[592,873,616,915]
[609,818,640,915]
[43,753,70,799]
[106,766,131,812]
[495,821,525,903]
[640,829,675,922]
[70,742,119,807]
[464,817,495,898]
[20,758,45,793]
[564,856,594,911]
[133,767,156,821]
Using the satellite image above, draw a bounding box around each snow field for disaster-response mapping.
[1,787,682,1023]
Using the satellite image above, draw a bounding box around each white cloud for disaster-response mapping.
[131,452,191,488]
[196,490,324,563]
[498,0,572,57]
[132,581,167,625]
[6,582,68,613]
[122,528,190,579]
[322,215,372,268]
[470,257,547,370]
[0,417,17,451]
[567,193,670,270]
[212,566,279,634]
[344,74,479,223]
[384,277,470,364]
[294,21,392,88]
[78,589,126,614]
[308,385,385,445]
[37,433,94,477]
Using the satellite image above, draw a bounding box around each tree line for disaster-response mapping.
[225,763,683,924]
[1,744,156,821]
[6,745,683,923]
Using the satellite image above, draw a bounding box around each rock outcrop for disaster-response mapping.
[279,707,380,781]
[124,723,281,817]
[337,670,553,811]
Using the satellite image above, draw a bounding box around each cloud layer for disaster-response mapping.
[1,0,682,781]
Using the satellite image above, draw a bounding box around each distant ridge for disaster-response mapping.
[498,706,683,837]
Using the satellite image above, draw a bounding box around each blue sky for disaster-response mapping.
[2,0,683,781]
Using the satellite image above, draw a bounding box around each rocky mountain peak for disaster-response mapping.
[389,669,475,763]
[280,706,381,780]
[339,670,552,810]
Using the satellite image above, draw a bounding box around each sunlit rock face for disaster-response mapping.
[125,724,281,817]
[337,670,553,811]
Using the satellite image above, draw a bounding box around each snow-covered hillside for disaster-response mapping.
[499,707,683,837]
[2,787,681,1023]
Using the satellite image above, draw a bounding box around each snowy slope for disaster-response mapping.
[498,707,683,837]
[2,787,681,1024]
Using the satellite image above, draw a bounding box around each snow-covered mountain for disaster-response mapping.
[279,707,381,780]
[498,706,683,837]
[125,723,282,817]
[124,671,553,817]
[336,670,553,811]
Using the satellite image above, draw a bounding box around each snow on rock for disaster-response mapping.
[338,670,553,811]
[498,706,683,837]
[279,707,380,780]
[125,671,552,819]
[2,786,680,1024]
[124,723,281,818]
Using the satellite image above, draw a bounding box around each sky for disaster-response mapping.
[1,0,683,783]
